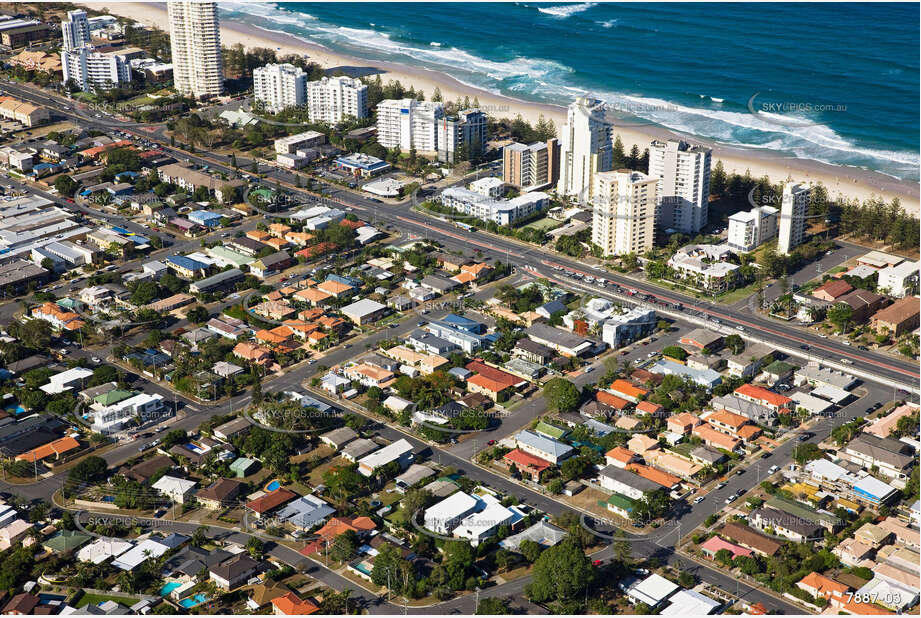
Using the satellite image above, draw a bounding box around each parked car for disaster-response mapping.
[693,496,705,504]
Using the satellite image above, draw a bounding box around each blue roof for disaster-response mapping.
[442,313,484,334]
[327,273,361,287]
[167,255,208,271]
[188,210,223,221]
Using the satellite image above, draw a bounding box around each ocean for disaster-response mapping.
[220,2,920,182]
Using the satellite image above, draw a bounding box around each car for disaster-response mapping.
[91,357,101,364]
[800,344,809,350]
[592,560,603,567]
[798,432,812,442]
[841,358,853,365]
[761,452,771,459]
[716,481,727,489]
[344,344,352,349]
[417,321,426,327]
[768,465,780,474]
[583,366,594,373]
[725,494,737,504]
[735,325,744,331]
[736,468,744,475]
[389,323,399,328]
[487,439,496,446]
[693,496,705,504]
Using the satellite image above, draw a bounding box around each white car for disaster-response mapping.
[725,494,737,504]
[768,465,780,474]
[693,496,705,504]
[91,357,101,364]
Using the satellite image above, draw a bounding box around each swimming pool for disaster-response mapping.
[4,405,24,415]
[159,582,181,596]
[178,594,208,608]
[264,479,281,492]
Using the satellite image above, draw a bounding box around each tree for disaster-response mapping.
[519,539,542,563]
[724,334,745,355]
[827,303,854,333]
[526,540,594,604]
[55,174,79,197]
[476,598,508,615]
[432,86,443,102]
[793,442,824,465]
[67,456,108,484]
[246,537,264,559]
[543,377,580,413]
[130,280,159,306]
[662,345,688,361]
[186,305,210,323]
[330,529,358,562]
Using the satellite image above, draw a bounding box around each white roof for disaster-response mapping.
[853,475,898,500]
[424,491,479,531]
[805,457,854,482]
[660,589,721,615]
[77,538,134,564]
[627,573,679,605]
[111,538,170,570]
[790,391,834,415]
[454,495,518,540]
[40,367,94,393]
[341,298,387,319]
[357,438,413,474]
[810,384,852,404]
[152,475,197,495]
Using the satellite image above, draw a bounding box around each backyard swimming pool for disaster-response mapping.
[178,594,208,608]
[159,582,181,596]
[264,479,281,492]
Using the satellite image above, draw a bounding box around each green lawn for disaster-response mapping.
[714,281,762,305]
[523,217,562,232]
[77,593,141,609]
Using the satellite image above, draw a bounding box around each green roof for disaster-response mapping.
[767,495,837,526]
[605,493,635,512]
[43,530,91,552]
[534,421,568,440]
[209,245,254,267]
[764,360,796,374]
[230,457,258,477]
[94,389,134,406]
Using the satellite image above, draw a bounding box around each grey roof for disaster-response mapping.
[527,322,594,351]
[599,465,661,494]
[420,274,459,292]
[681,328,723,348]
[690,446,726,464]
[514,338,555,359]
[213,416,252,438]
[751,506,823,538]
[320,426,358,447]
[341,437,379,460]
[516,429,574,460]
[846,434,914,469]
[395,463,436,487]
[500,521,567,551]
[190,268,243,292]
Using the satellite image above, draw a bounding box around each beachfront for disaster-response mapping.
[82,1,918,214]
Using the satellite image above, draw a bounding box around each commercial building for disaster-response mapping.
[376,99,444,151]
[439,186,549,226]
[727,206,778,252]
[274,130,326,154]
[61,9,90,51]
[0,19,52,49]
[777,182,810,255]
[168,1,223,98]
[253,63,307,112]
[648,139,711,234]
[503,139,559,190]
[61,45,133,91]
[332,152,391,178]
[591,169,659,256]
[306,75,368,125]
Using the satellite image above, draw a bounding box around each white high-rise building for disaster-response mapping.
[61,46,132,92]
[437,109,488,163]
[727,206,778,253]
[61,9,90,51]
[376,99,444,151]
[591,169,659,257]
[253,63,307,113]
[557,97,613,203]
[306,76,368,125]
[777,182,810,255]
[648,139,711,234]
[167,1,223,99]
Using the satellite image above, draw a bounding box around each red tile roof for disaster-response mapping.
[246,488,296,514]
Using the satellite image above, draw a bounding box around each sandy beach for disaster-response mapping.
[84,2,919,215]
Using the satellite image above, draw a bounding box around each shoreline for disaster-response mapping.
[83,2,919,215]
